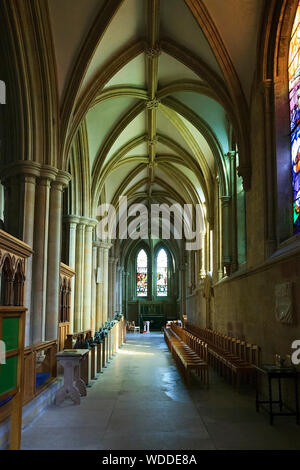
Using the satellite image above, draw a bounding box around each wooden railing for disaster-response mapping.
[23,340,57,405]
[0,229,32,449]
[58,322,71,351]
[64,317,127,385]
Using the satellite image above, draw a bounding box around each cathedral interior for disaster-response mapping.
[1,0,300,452]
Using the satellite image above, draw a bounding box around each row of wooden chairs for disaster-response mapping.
[185,322,260,390]
[171,323,208,363]
[164,324,209,388]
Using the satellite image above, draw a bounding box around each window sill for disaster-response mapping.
[214,238,300,287]
[274,234,300,259]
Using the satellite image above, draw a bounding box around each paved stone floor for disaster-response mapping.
[21,333,300,450]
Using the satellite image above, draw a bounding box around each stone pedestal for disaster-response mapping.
[55,349,89,405]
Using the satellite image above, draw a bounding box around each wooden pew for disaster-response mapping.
[164,324,209,387]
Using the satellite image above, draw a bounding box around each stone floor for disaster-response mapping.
[21,332,300,450]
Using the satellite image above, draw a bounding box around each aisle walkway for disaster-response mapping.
[21,333,300,450]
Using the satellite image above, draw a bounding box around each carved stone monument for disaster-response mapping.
[275,282,294,324]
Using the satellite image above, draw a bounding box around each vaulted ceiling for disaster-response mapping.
[48,0,264,228]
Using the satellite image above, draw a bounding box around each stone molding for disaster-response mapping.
[0,161,71,188]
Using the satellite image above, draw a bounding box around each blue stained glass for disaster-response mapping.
[289,2,300,234]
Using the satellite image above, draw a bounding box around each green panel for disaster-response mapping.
[0,355,18,396]
[2,317,19,351]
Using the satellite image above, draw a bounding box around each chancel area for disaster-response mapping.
[1,0,300,451]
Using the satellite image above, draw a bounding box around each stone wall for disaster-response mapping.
[212,253,300,364]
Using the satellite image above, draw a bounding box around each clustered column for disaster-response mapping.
[63,216,79,333]
[46,173,70,341]
[73,217,97,332]
[20,172,38,344]
[93,240,111,329]
[1,163,70,345]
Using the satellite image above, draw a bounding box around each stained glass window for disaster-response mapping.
[289,2,300,235]
[156,248,168,297]
[136,249,147,296]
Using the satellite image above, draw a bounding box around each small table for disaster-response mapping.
[55,349,89,405]
[254,364,300,425]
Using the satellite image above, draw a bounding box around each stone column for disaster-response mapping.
[94,242,104,329]
[111,258,118,317]
[102,245,110,323]
[21,174,37,345]
[32,175,52,343]
[74,222,85,332]
[83,221,96,331]
[263,79,277,257]
[123,271,129,319]
[118,266,124,313]
[91,244,97,332]
[63,216,79,333]
[228,151,238,272]
[45,181,63,340]
[108,257,114,320]
[220,196,231,276]
[217,180,223,280]
[179,264,187,318]
[200,232,206,278]
[3,176,20,238]
[45,172,70,341]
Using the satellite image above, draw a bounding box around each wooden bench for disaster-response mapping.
[164,325,209,387]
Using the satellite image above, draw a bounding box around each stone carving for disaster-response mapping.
[146,98,160,110]
[145,45,161,58]
[202,273,213,299]
[275,282,294,324]
[147,138,157,147]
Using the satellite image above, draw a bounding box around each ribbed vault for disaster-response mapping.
[52,0,262,260]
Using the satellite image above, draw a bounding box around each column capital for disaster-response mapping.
[74,216,98,227]
[37,177,52,188]
[94,240,112,250]
[39,165,59,181]
[220,195,231,206]
[55,170,71,188]
[85,224,94,233]
[63,215,80,225]
[0,161,41,183]
[0,162,70,187]
[51,180,64,192]
[77,222,86,231]
[261,78,274,91]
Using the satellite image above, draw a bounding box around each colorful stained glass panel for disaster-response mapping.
[136,249,147,296]
[157,248,168,297]
[289,2,300,234]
